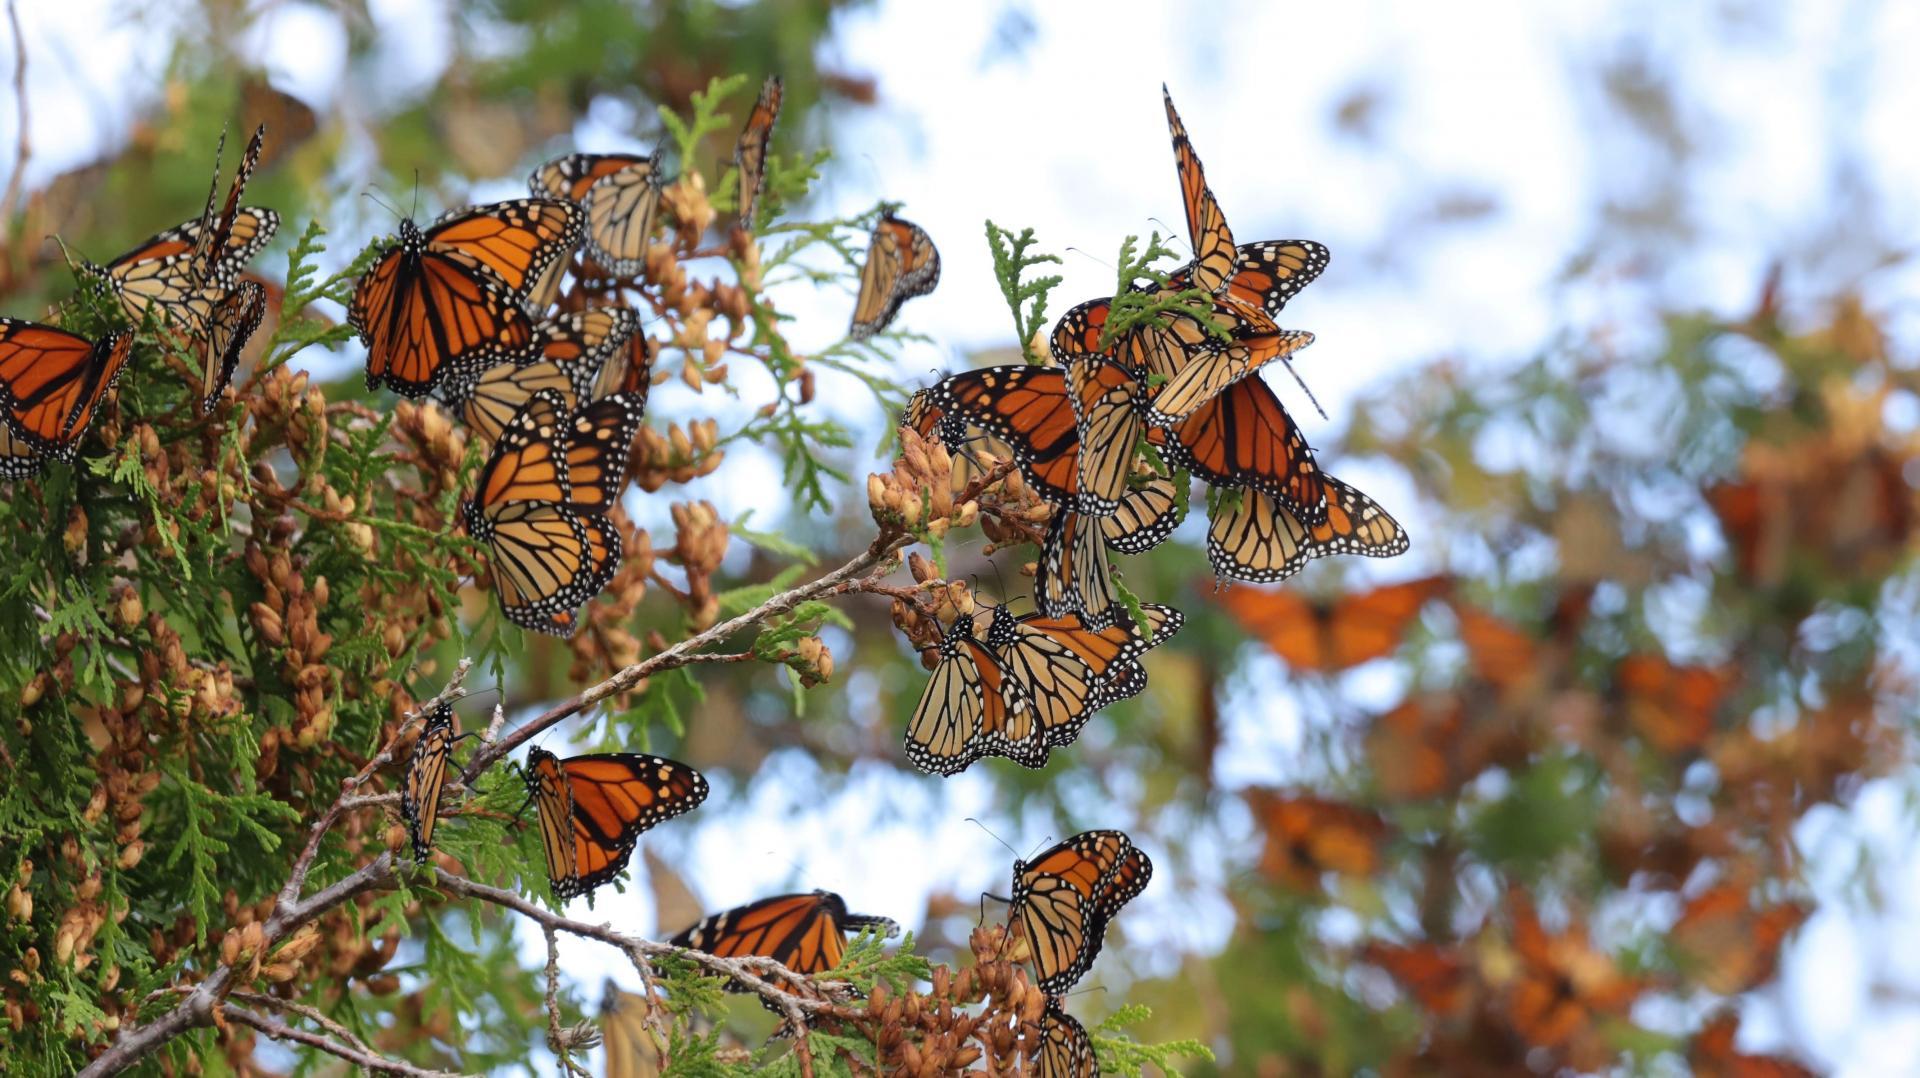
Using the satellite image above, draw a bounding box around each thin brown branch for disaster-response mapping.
[220,1003,471,1077]
[226,990,376,1059]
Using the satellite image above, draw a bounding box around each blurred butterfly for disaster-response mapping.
[600,981,662,1078]
[1034,997,1097,1078]
[524,747,707,902]
[399,702,468,862]
[1245,789,1389,892]
[0,321,133,478]
[1009,830,1151,992]
[462,388,646,635]
[1216,575,1449,672]
[1359,940,1474,1021]
[85,125,275,332]
[849,212,940,340]
[734,76,782,228]
[200,280,266,414]
[1689,1014,1816,1078]
[1204,477,1406,584]
[669,889,899,982]
[437,307,642,442]
[1504,888,1642,1055]
[531,151,665,279]
[1364,696,1482,804]
[1616,653,1735,755]
[1670,882,1808,995]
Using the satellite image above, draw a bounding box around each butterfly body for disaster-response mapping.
[524,747,707,902]
[849,213,940,340]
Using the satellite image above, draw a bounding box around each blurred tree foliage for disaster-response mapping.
[0,2,1914,1076]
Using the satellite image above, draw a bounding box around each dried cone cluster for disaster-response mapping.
[867,426,979,538]
[857,926,1050,1076]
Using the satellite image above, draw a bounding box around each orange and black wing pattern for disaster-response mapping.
[525,747,707,902]
[400,703,458,861]
[670,890,899,976]
[1217,575,1448,672]
[1164,239,1329,322]
[1152,375,1328,525]
[351,218,540,397]
[424,198,583,313]
[1037,505,1120,630]
[906,610,1031,775]
[1011,830,1151,992]
[735,76,783,228]
[462,389,638,635]
[1205,476,1407,583]
[0,321,133,478]
[1246,789,1389,892]
[988,602,1184,758]
[1065,355,1145,515]
[1161,86,1236,299]
[530,151,664,278]
[921,365,1082,503]
[201,279,266,414]
[1034,997,1098,1078]
[438,308,641,442]
[849,213,940,340]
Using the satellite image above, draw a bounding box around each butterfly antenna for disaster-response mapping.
[409,170,421,222]
[1278,356,1330,422]
[964,817,1020,858]
[1063,246,1116,273]
[360,188,405,222]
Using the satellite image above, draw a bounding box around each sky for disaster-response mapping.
[9,0,1920,1072]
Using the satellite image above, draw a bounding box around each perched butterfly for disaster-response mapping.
[1161,85,1238,300]
[1616,653,1734,755]
[669,890,899,982]
[1245,790,1389,892]
[906,610,1033,775]
[910,601,1181,773]
[734,76,783,228]
[400,702,462,862]
[1149,373,1328,526]
[1216,575,1449,672]
[1162,239,1329,324]
[351,210,556,397]
[437,307,641,442]
[600,982,662,1078]
[462,389,646,635]
[1034,997,1098,1078]
[849,213,940,340]
[85,125,275,332]
[1009,830,1151,992]
[595,328,657,401]
[524,746,707,902]
[1204,477,1406,583]
[0,321,134,478]
[200,280,266,414]
[909,365,1082,504]
[531,151,665,279]
[1065,355,1146,515]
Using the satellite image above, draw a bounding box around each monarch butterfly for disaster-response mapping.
[437,307,641,442]
[600,982,662,1078]
[1150,374,1327,525]
[351,222,542,398]
[1162,239,1329,323]
[1065,355,1145,515]
[987,601,1184,756]
[531,151,665,279]
[1009,830,1151,992]
[1034,474,1186,632]
[462,389,646,635]
[1505,887,1643,1052]
[524,746,707,902]
[906,610,1033,775]
[910,365,1081,504]
[735,76,782,228]
[1671,882,1808,996]
[1204,477,1407,583]
[1245,789,1389,892]
[400,702,460,861]
[1689,1014,1817,1078]
[849,213,940,340]
[1143,328,1315,428]
[1161,86,1237,301]
[595,329,656,400]
[670,890,899,974]
[1360,940,1473,1019]
[200,279,266,414]
[1034,997,1097,1078]
[0,321,134,478]
[1215,575,1448,672]
[88,125,277,331]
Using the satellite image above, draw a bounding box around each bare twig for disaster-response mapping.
[543,926,592,1076]
[227,990,376,1059]
[220,1003,471,1077]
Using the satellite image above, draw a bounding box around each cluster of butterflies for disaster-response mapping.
[0,125,276,478]
[401,700,1141,1074]
[898,87,1410,777]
